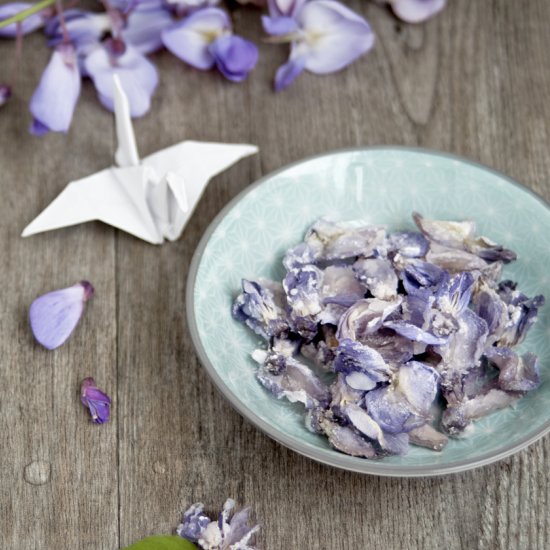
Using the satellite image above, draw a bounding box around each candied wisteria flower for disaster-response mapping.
[232,213,544,458]
[177,499,260,549]
[29,280,94,350]
[80,377,111,424]
[29,43,81,135]
[263,0,375,91]
[162,8,258,82]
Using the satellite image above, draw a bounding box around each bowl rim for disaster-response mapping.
[186,145,550,477]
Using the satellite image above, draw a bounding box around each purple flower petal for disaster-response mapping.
[45,10,110,52]
[161,8,230,70]
[29,44,81,135]
[123,7,175,54]
[384,319,447,345]
[296,0,375,74]
[262,15,299,36]
[267,0,307,18]
[177,502,211,543]
[284,265,324,317]
[29,281,94,350]
[168,0,222,18]
[388,231,429,258]
[0,2,46,37]
[209,34,258,82]
[84,41,158,117]
[80,377,111,424]
[274,52,306,91]
[390,0,447,24]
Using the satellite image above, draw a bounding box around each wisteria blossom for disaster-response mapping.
[162,8,258,82]
[263,0,375,91]
[0,0,448,134]
[80,377,111,424]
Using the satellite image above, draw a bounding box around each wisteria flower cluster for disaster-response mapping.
[0,0,447,134]
[232,213,544,458]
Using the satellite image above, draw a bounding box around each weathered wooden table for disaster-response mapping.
[1,1,549,548]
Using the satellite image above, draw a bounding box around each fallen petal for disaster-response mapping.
[177,502,211,543]
[80,377,111,424]
[29,281,94,350]
[390,0,447,24]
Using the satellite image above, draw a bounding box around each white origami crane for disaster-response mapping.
[22,75,258,244]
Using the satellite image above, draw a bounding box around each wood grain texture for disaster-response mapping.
[1,1,550,549]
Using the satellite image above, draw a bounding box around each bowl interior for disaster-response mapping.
[190,148,550,475]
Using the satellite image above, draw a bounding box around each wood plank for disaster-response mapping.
[0,34,118,549]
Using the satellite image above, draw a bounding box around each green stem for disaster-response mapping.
[0,0,57,30]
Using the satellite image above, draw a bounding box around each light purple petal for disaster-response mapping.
[80,377,111,424]
[388,231,429,258]
[297,0,375,74]
[84,42,158,117]
[45,10,109,51]
[29,44,81,135]
[284,265,324,317]
[274,52,306,91]
[396,361,440,414]
[384,319,447,345]
[0,2,45,37]
[29,281,93,350]
[267,0,307,18]
[391,0,447,24]
[161,8,230,70]
[123,7,174,54]
[209,34,258,82]
[262,15,299,36]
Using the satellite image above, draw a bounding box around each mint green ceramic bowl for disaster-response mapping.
[187,147,550,476]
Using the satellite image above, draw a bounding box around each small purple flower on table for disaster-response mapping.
[84,39,159,117]
[0,2,48,37]
[161,7,258,82]
[80,377,111,424]
[29,43,81,135]
[263,0,375,91]
[29,281,94,350]
[387,0,447,24]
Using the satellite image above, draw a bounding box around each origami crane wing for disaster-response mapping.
[21,165,165,244]
[142,140,259,239]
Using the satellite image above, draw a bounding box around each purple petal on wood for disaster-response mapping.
[84,42,158,117]
[390,0,447,24]
[262,14,299,35]
[29,280,93,350]
[123,6,175,54]
[210,34,259,82]
[29,44,81,135]
[80,377,111,424]
[274,51,307,92]
[161,8,230,70]
[297,0,375,74]
[267,0,307,18]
